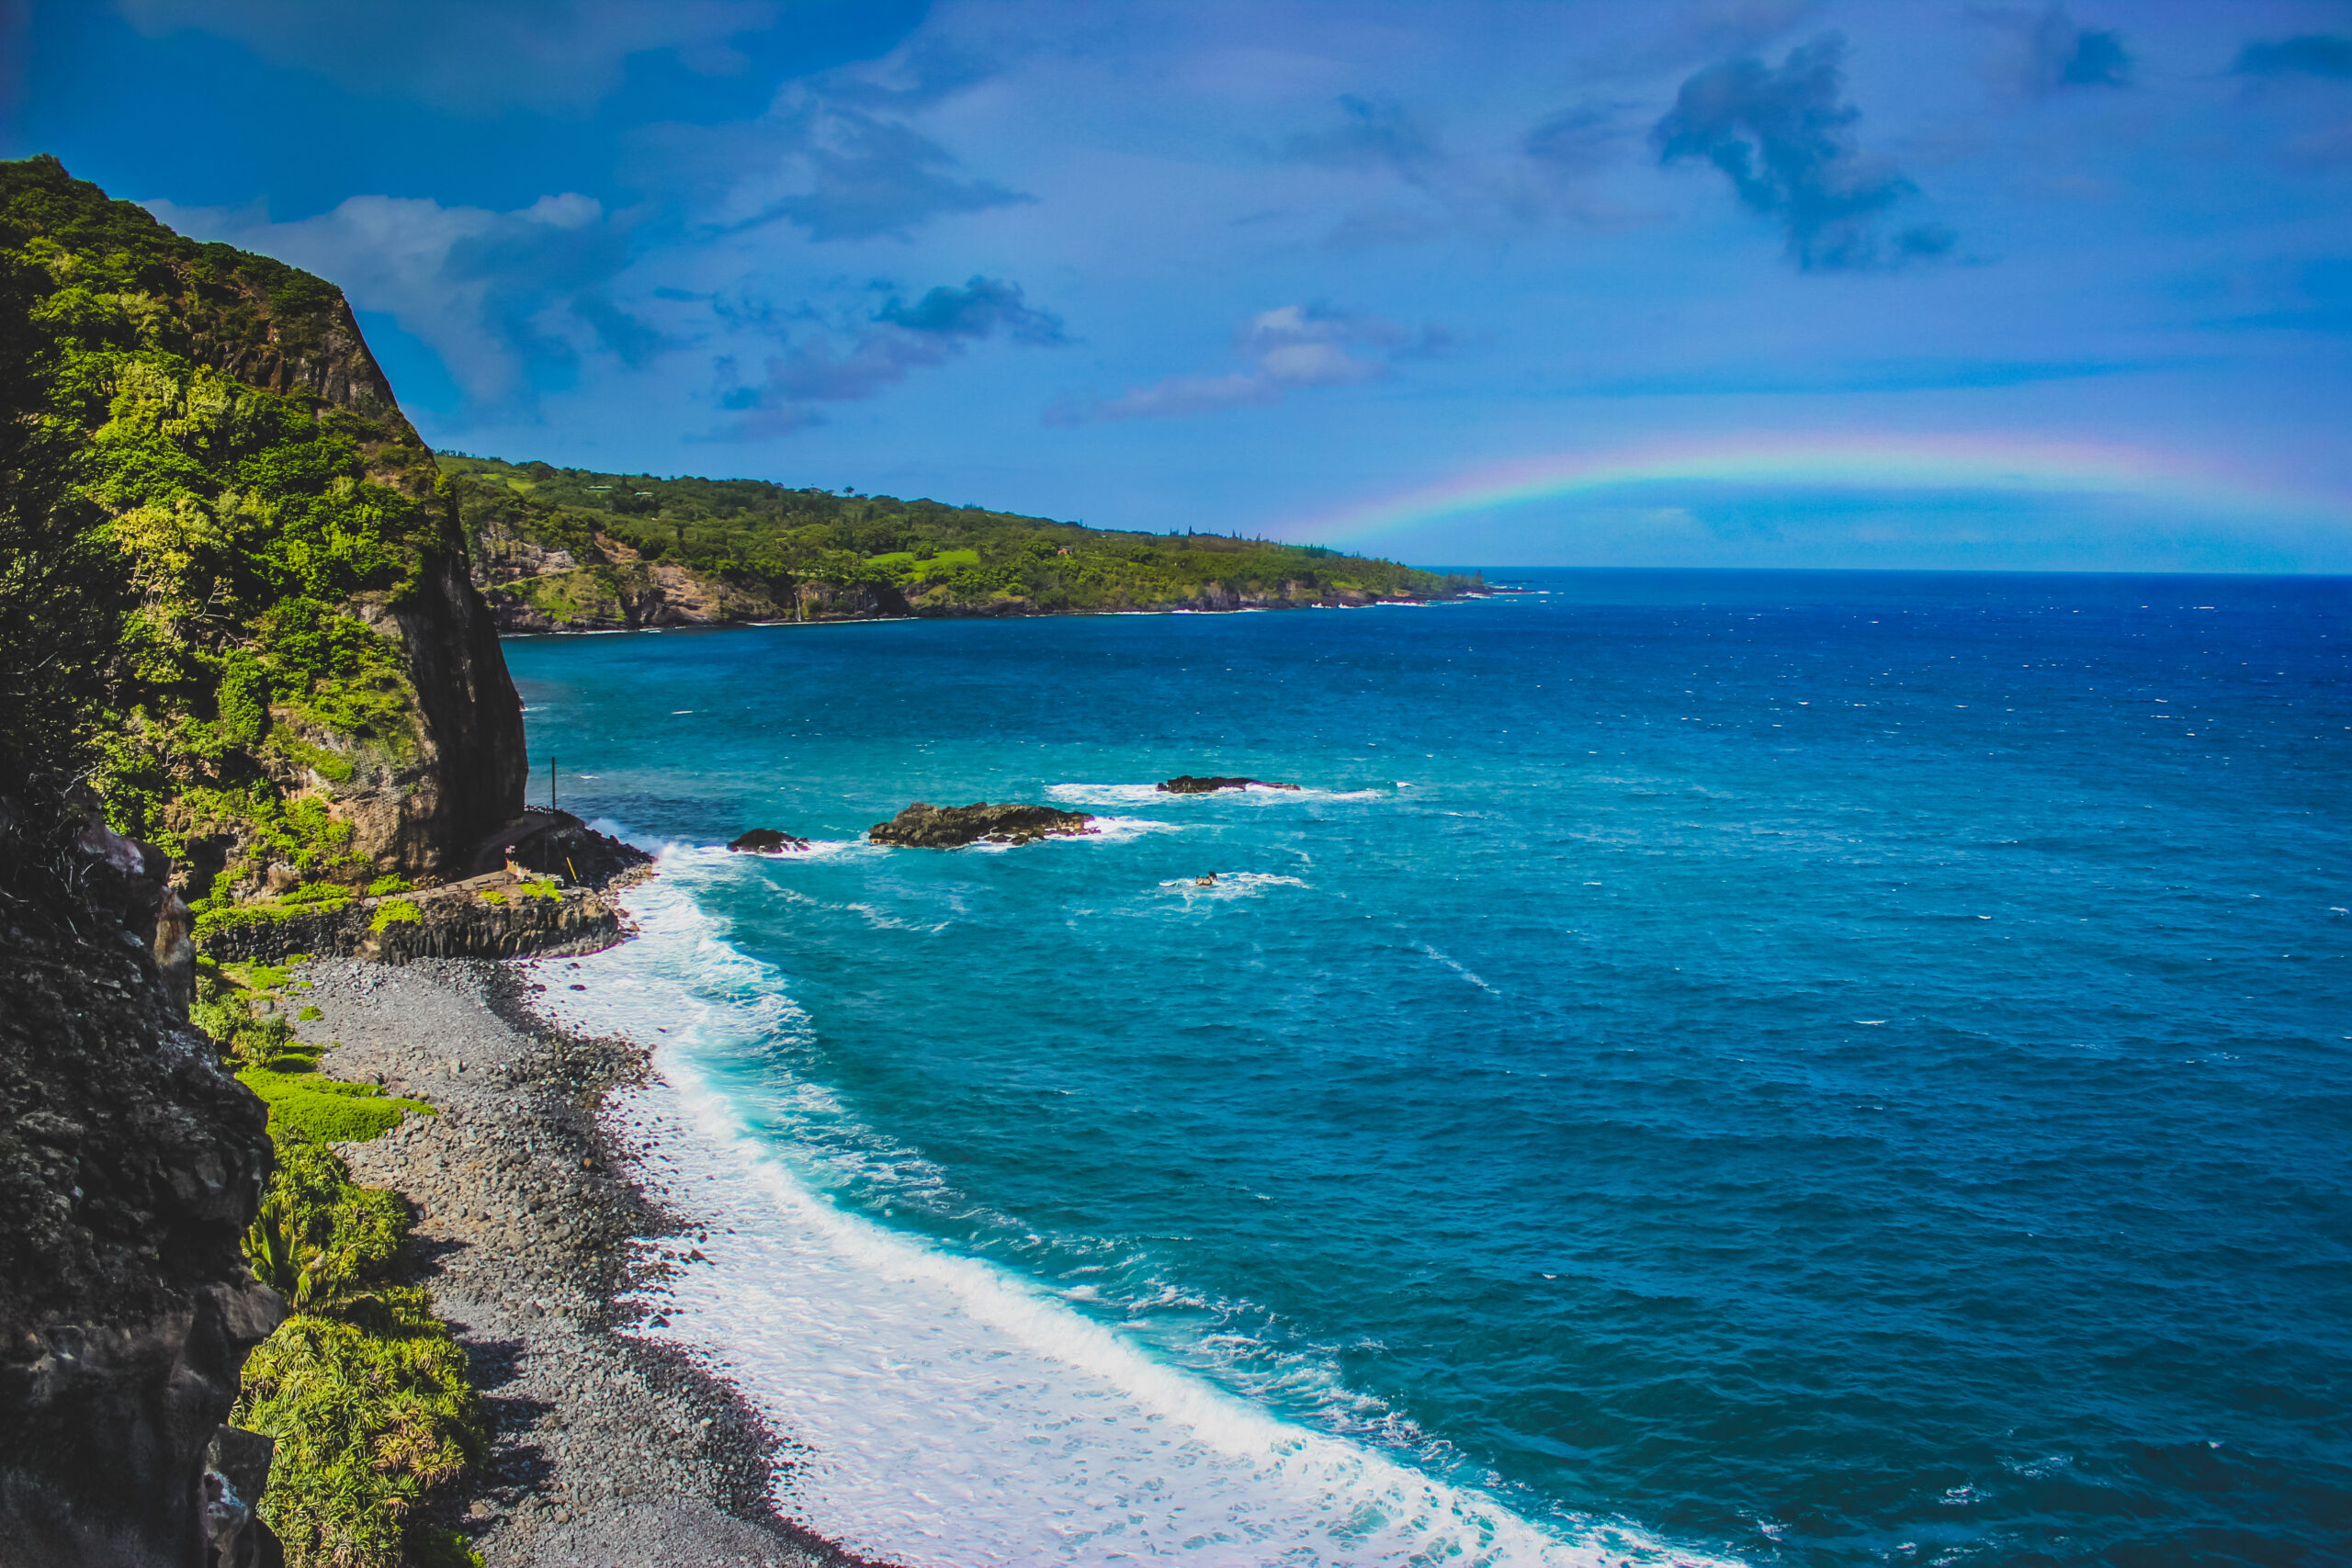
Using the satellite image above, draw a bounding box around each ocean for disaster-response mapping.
[507,570,2349,1566]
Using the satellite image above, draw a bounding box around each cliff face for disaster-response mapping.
[0,155,525,896]
[374,549,531,871]
[0,799,278,1568]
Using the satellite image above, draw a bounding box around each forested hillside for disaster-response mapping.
[446,452,1478,628]
[0,154,523,912]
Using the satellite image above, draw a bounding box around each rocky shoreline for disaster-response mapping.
[289,954,891,1568]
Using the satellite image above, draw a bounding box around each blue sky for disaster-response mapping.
[11,0,2352,569]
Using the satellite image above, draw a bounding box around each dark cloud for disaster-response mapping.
[1654,33,1952,271]
[736,107,1032,243]
[711,276,1069,437]
[119,0,786,114]
[571,294,669,367]
[1972,6,2132,96]
[875,276,1066,344]
[2234,35,2352,79]
[1277,96,1446,184]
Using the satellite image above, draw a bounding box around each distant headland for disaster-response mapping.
[447,450,1481,630]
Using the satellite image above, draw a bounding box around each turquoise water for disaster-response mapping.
[508,571,2349,1565]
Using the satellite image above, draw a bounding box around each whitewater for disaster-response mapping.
[538,858,1719,1567]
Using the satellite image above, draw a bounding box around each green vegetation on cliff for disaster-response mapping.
[237,1127,485,1568]
[446,450,1478,626]
[0,154,516,923]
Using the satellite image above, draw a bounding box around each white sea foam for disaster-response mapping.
[1416,942,1498,995]
[1048,783,1386,807]
[1157,873,1312,903]
[534,870,1737,1568]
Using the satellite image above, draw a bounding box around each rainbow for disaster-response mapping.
[1290,434,2347,547]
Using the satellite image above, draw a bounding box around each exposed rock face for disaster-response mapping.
[868,802,1096,849]
[376,553,531,874]
[728,829,811,854]
[198,881,633,966]
[0,798,278,1568]
[1157,775,1300,794]
[472,533,914,634]
[0,157,526,888]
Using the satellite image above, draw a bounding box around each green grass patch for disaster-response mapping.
[368,897,423,931]
[477,889,506,905]
[366,874,413,897]
[297,1004,322,1021]
[238,1066,431,1145]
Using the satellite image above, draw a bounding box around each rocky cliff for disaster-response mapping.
[0,155,526,900]
[0,790,279,1568]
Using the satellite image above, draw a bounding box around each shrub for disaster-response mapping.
[366,874,412,897]
[236,1287,485,1568]
[233,1130,483,1568]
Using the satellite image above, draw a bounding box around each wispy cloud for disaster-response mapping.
[720,99,1034,243]
[1654,33,1954,271]
[708,276,1068,438]
[1973,6,2132,96]
[1052,305,1439,423]
[1277,96,1448,183]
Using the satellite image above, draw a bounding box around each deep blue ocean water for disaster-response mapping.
[507,570,2349,1566]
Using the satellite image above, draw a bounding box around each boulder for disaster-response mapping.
[868,802,1096,849]
[465,810,651,888]
[727,829,810,854]
[1156,775,1300,795]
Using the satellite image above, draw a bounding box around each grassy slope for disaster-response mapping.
[446,451,1479,625]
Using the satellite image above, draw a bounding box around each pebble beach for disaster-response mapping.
[290,955,888,1568]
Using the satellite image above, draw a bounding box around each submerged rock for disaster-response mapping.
[1157,774,1300,795]
[869,802,1096,849]
[727,829,810,854]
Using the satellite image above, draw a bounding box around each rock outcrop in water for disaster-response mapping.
[0,788,278,1568]
[728,829,811,853]
[869,802,1096,849]
[1157,775,1300,795]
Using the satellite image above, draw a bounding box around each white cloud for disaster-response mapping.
[1059,304,1427,423]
